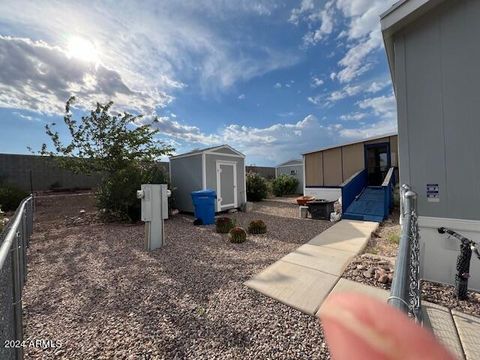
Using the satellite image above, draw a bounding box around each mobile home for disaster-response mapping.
[382,0,480,289]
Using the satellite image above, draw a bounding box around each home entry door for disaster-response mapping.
[365,143,391,186]
[216,161,237,210]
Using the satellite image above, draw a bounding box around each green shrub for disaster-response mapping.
[246,172,268,202]
[0,184,29,211]
[271,174,299,197]
[215,217,235,233]
[229,226,247,243]
[96,163,168,222]
[248,220,267,234]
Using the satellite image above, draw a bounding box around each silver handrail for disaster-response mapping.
[0,195,34,360]
[0,196,33,269]
[388,185,422,323]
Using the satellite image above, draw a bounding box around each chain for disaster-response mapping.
[408,206,421,322]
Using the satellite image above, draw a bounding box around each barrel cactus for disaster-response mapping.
[229,227,247,243]
[215,217,235,234]
[248,220,267,234]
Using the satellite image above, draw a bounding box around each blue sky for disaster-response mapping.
[0,0,397,166]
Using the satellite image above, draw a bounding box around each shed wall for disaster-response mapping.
[304,135,398,188]
[205,153,245,211]
[170,154,203,212]
[323,148,342,186]
[305,152,323,186]
[341,143,364,181]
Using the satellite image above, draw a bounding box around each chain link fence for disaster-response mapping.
[388,184,422,323]
[0,196,34,360]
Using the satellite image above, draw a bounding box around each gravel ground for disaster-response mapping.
[343,255,480,317]
[364,208,400,257]
[24,195,332,359]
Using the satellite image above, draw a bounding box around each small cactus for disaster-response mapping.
[248,220,267,234]
[215,217,235,234]
[229,227,247,243]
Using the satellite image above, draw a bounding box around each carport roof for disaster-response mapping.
[302,132,397,156]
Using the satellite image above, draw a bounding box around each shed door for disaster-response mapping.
[216,161,237,210]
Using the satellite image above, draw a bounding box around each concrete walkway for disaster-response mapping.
[322,280,480,360]
[245,219,379,315]
[245,219,480,359]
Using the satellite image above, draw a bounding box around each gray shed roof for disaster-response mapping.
[302,132,397,156]
[276,159,303,167]
[169,144,245,160]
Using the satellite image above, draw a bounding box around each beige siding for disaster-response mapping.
[323,148,342,186]
[341,143,365,181]
[305,152,323,186]
[305,134,398,187]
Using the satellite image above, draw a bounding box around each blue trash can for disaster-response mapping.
[191,189,217,225]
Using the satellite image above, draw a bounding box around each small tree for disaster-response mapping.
[36,97,174,221]
[246,172,268,202]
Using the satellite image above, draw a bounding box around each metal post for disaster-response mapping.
[389,187,421,322]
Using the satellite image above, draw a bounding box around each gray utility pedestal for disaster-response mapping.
[137,184,169,251]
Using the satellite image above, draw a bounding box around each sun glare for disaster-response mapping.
[66,36,99,63]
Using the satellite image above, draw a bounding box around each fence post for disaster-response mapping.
[11,231,24,360]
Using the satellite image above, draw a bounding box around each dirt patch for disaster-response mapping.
[24,194,332,359]
[364,208,400,257]
[343,255,480,317]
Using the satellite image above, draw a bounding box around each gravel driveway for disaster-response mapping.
[24,195,332,359]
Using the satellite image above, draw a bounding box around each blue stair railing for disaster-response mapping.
[341,167,396,221]
[341,169,367,214]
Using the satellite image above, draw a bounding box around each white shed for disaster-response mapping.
[275,159,303,194]
[169,145,246,213]
[382,0,480,289]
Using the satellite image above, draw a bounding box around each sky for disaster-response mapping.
[0,0,398,166]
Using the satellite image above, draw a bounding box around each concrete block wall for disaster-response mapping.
[0,153,169,192]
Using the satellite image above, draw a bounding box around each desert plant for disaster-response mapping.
[388,231,400,245]
[34,97,174,222]
[248,219,267,234]
[229,226,247,243]
[246,172,268,202]
[0,184,28,211]
[215,217,235,233]
[271,174,299,197]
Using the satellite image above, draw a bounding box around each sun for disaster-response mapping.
[66,36,99,63]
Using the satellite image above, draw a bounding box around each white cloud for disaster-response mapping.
[0,0,299,110]
[274,82,282,88]
[0,36,172,114]
[339,93,397,138]
[366,80,390,93]
[357,93,396,119]
[142,112,386,164]
[292,0,336,46]
[339,112,366,121]
[310,76,324,88]
[291,0,396,83]
[12,111,41,122]
[238,94,246,100]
